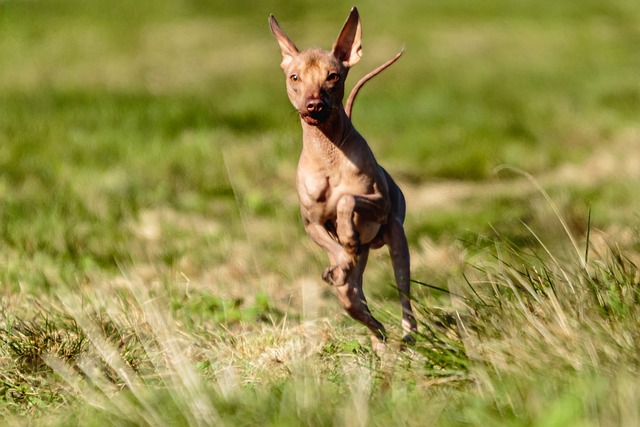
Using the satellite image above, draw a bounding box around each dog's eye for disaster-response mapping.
[290,74,299,82]
[327,73,340,83]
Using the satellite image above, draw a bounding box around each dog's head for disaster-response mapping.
[269,7,362,126]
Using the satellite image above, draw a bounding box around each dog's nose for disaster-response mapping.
[306,98,325,113]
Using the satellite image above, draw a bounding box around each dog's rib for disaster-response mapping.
[344,49,404,119]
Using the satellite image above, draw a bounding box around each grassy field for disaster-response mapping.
[1,0,640,425]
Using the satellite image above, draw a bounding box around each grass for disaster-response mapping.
[1,0,640,425]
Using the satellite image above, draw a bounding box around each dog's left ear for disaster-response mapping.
[332,7,362,67]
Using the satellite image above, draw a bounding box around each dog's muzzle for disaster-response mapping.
[301,97,330,125]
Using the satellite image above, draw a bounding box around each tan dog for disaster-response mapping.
[269,7,417,347]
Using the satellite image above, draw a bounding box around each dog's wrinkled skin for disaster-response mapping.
[269,7,417,348]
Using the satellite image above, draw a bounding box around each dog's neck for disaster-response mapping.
[300,106,354,158]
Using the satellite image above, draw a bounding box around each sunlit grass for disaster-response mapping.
[2,219,640,425]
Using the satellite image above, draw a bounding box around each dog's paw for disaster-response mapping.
[322,266,335,285]
[322,265,347,286]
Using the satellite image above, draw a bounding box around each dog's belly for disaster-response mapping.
[352,214,381,245]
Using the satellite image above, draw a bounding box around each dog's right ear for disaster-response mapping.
[269,15,300,69]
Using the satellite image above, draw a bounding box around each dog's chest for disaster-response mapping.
[300,172,330,204]
[297,169,334,220]
[297,163,368,223]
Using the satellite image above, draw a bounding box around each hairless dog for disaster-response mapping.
[269,7,417,348]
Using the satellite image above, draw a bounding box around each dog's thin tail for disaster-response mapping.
[344,48,404,119]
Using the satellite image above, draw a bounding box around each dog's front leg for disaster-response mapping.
[336,192,390,254]
[334,245,387,347]
[304,221,354,286]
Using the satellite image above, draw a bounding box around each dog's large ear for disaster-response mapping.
[332,7,362,67]
[269,15,300,69]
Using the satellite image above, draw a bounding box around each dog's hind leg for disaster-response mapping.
[384,217,417,342]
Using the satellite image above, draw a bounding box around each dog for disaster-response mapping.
[269,7,417,348]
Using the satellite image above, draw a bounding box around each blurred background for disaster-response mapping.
[1,0,640,423]
[2,0,639,296]
[1,0,639,313]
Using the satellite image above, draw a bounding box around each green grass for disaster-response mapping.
[1,0,640,425]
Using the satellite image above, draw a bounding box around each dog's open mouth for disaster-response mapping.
[300,110,330,126]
